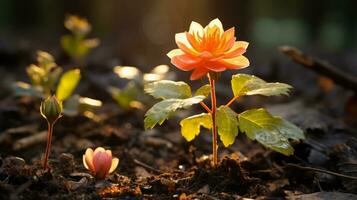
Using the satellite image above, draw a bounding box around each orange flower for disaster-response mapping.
[167,18,249,80]
[83,147,119,179]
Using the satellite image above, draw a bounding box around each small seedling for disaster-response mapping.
[144,19,305,166]
[83,147,119,180]
[40,96,62,170]
[61,15,99,62]
[109,65,174,110]
[13,50,102,118]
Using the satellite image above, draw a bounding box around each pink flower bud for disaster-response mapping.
[83,147,119,179]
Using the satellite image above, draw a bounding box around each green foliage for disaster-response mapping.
[216,106,239,147]
[61,15,99,61]
[180,113,212,141]
[63,95,102,117]
[13,50,102,118]
[144,96,205,129]
[238,108,304,155]
[109,81,141,109]
[61,35,99,61]
[144,73,304,156]
[25,51,62,95]
[56,69,81,101]
[145,80,191,99]
[194,84,211,98]
[12,82,43,98]
[231,74,292,97]
[111,65,175,110]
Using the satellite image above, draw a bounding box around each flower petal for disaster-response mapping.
[189,21,204,36]
[177,42,199,56]
[175,32,192,49]
[220,55,250,69]
[105,150,112,157]
[223,41,248,58]
[229,41,249,51]
[223,47,246,59]
[206,18,223,33]
[93,152,112,179]
[190,67,209,80]
[94,147,105,155]
[109,157,119,173]
[83,155,89,170]
[171,54,201,71]
[205,62,226,72]
[220,28,236,51]
[167,49,184,59]
[186,32,202,52]
[83,148,95,172]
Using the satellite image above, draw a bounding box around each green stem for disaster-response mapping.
[208,73,218,166]
[43,122,54,170]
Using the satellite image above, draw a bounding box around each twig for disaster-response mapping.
[225,96,239,107]
[0,124,38,143]
[200,102,212,113]
[201,194,221,200]
[133,159,163,174]
[285,163,357,180]
[13,131,47,150]
[279,46,357,92]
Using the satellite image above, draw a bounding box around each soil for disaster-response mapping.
[0,50,357,200]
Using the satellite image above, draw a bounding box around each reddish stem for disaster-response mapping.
[200,102,212,114]
[208,73,218,166]
[225,96,239,107]
[43,122,54,170]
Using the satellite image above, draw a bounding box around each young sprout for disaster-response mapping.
[40,96,62,170]
[109,65,173,110]
[61,15,99,62]
[83,147,119,180]
[144,19,304,167]
[64,15,91,36]
[13,50,103,119]
[26,51,62,96]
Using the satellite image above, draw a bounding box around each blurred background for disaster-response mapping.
[0,0,356,102]
[1,0,356,64]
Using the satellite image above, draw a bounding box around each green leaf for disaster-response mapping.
[216,106,239,147]
[63,95,102,116]
[45,67,63,92]
[36,51,56,72]
[61,35,99,60]
[78,96,102,112]
[180,113,212,142]
[26,64,45,86]
[77,39,99,58]
[145,80,192,99]
[231,74,292,97]
[12,82,44,98]
[56,69,81,101]
[63,95,80,116]
[278,119,305,140]
[109,81,140,109]
[144,95,205,129]
[61,35,77,58]
[238,108,304,155]
[195,84,211,98]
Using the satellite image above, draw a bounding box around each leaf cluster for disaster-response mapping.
[61,15,99,61]
[13,51,102,118]
[144,74,304,155]
[109,65,175,110]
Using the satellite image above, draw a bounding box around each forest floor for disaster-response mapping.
[0,47,357,200]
